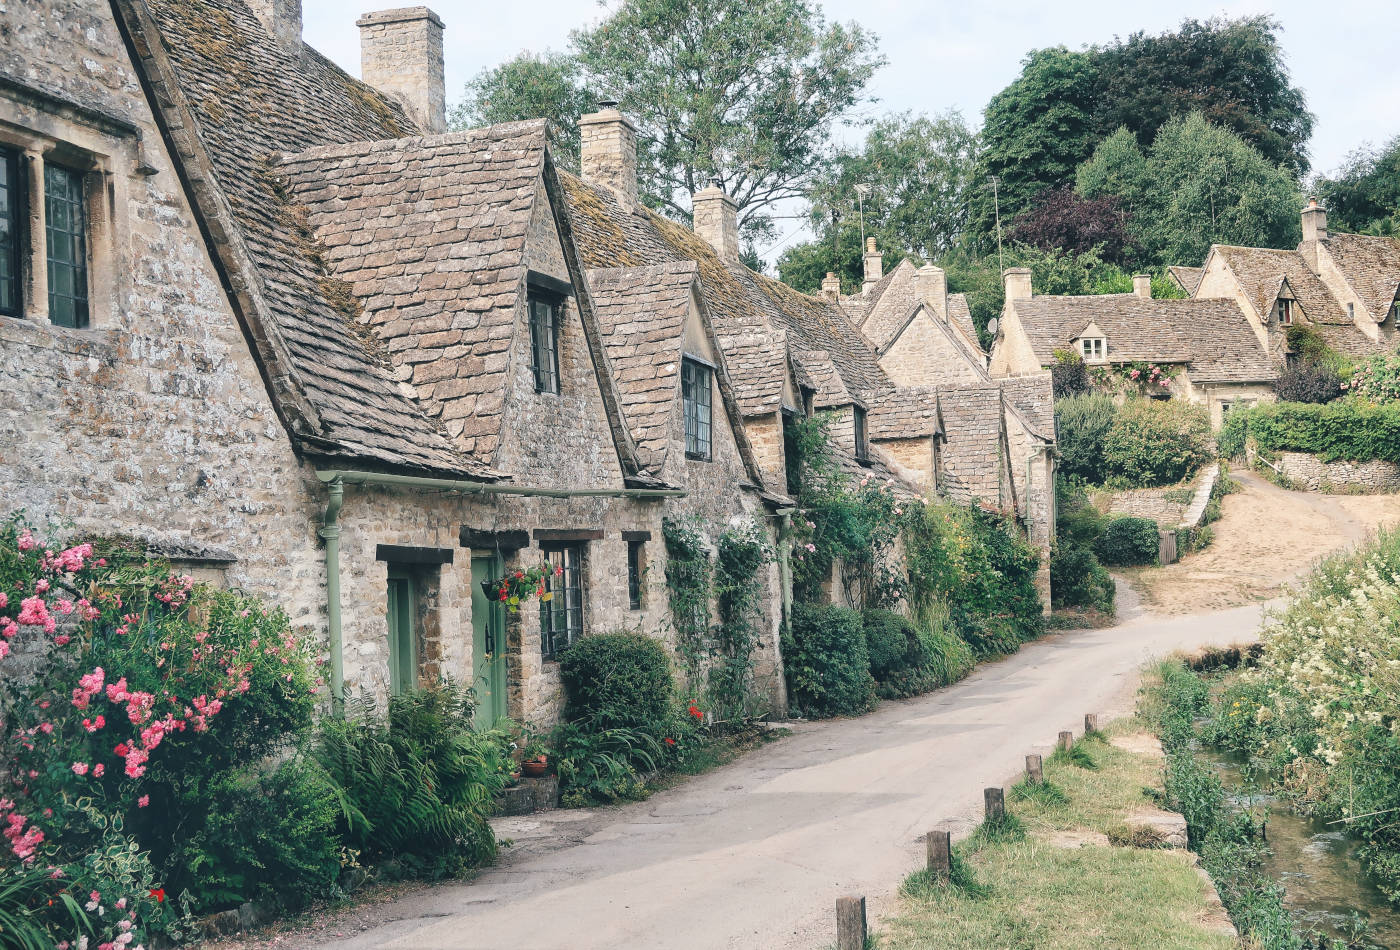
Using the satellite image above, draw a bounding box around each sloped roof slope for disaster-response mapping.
[1168,266,1204,296]
[279,123,548,463]
[1325,233,1400,321]
[937,387,1004,507]
[1212,245,1347,325]
[866,386,941,440]
[1013,295,1275,382]
[125,0,496,478]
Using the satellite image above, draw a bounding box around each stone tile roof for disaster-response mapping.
[716,330,791,416]
[586,262,698,470]
[560,172,890,409]
[856,259,920,345]
[1013,295,1275,383]
[948,294,983,355]
[866,386,941,440]
[279,123,549,463]
[937,386,1004,507]
[1324,233,1400,322]
[1168,266,1204,296]
[1212,245,1347,325]
[128,0,498,479]
[997,374,1055,441]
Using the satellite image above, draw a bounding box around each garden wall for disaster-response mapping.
[1274,452,1400,493]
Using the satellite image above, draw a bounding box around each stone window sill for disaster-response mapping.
[0,315,118,360]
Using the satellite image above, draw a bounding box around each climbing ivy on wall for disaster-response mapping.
[662,516,711,690]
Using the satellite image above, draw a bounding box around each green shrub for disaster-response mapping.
[1054,393,1118,483]
[314,683,507,880]
[863,608,954,699]
[782,604,876,718]
[911,599,976,689]
[1217,407,1249,458]
[552,721,663,806]
[1102,397,1213,486]
[558,631,675,730]
[1095,516,1160,566]
[862,608,919,680]
[1050,544,1117,611]
[1234,399,1400,463]
[1051,348,1091,398]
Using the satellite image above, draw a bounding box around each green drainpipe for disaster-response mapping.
[775,508,795,628]
[319,476,345,712]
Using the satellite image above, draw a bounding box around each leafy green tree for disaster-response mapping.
[1077,113,1303,265]
[775,216,874,296]
[971,47,1102,242]
[450,51,595,171]
[1093,16,1314,177]
[572,0,885,246]
[1315,136,1400,235]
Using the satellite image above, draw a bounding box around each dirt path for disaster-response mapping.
[1124,470,1400,615]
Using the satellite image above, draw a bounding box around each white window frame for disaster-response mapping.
[1275,297,1295,326]
[1079,337,1105,362]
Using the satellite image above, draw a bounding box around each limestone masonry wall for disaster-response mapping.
[1276,452,1400,493]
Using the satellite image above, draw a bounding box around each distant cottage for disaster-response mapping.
[0,0,1055,728]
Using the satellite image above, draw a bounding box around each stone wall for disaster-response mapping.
[1276,452,1400,493]
[744,412,787,491]
[355,7,446,133]
[1096,488,1190,526]
[880,312,990,389]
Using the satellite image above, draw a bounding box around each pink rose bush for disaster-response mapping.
[0,516,328,946]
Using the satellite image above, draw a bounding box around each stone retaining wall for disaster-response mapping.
[1275,452,1400,493]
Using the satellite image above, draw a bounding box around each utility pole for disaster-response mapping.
[988,175,1005,273]
[854,182,871,252]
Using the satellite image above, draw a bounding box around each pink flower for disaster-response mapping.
[34,579,49,594]
[71,762,89,776]
[38,723,53,735]
[137,795,149,808]
[92,764,105,778]
[16,597,55,634]
[54,634,70,646]
[0,592,6,609]
[17,530,36,552]
[52,543,93,573]
[83,715,105,733]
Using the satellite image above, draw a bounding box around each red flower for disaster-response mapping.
[664,737,676,746]
[687,704,703,721]
[149,888,165,903]
[113,742,130,757]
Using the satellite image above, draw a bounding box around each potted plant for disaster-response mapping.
[518,729,550,777]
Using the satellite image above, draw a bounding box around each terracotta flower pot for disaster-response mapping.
[521,756,549,778]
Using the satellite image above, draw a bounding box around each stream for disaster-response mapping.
[1205,749,1400,948]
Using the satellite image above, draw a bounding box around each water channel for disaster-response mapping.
[1205,749,1400,948]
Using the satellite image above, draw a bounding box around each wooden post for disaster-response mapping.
[926,830,952,879]
[1084,713,1099,735]
[1026,753,1043,785]
[984,786,1005,821]
[1058,730,1074,752]
[836,895,867,950]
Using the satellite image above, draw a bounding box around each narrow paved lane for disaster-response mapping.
[310,602,1261,950]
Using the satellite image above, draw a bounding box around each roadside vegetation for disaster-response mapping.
[879,721,1236,950]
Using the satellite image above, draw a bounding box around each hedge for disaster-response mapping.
[1226,400,1400,463]
[1095,516,1160,566]
[559,631,675,729]
[782,604,876,718]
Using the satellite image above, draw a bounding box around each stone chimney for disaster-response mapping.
[579,102,639,210]
[356,8,446,134]
[692,179,740,264]
[249,0,302,48]
[1003,267,1032,303]
[821,272,841,301]
[1133,274,1152,298]
[862,237,883,290]
[1302,196,1328,244]
[916,263,947,320]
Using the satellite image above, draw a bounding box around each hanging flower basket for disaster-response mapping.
[481,563,562,613]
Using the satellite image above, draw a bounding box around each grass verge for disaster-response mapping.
[878,720,1235,949]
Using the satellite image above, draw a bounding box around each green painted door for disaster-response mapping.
[471,556,509,728]
[386,568,417,696]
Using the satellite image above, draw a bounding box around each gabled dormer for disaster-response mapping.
[1270,278,1300,327]
[1074,321,1107,363]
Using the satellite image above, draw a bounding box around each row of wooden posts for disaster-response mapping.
[834,713,1100,949]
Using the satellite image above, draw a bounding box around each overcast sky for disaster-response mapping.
[304,0,1399,259]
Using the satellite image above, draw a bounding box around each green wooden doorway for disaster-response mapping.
[471,555,509,728]
[385,566,417,697]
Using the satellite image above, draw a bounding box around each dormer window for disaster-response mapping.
[681,356,712,461]
[854,406,869,463]
[1348,302,1356,321]
[1079,337,1105,362]
[528,294,560,393]
[1274,297,1295,326]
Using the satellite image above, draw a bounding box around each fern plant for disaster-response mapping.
[314,682,509,879]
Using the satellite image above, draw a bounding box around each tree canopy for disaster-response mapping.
[450,51,595,171]
[1315,137,1400,235]
[1077,113,1303,266]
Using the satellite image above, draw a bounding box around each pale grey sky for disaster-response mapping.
[303,0,1398,258]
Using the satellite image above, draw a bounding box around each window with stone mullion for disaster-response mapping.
[0,147,20,318]
[44,163,88,329]
[540,544,584,658]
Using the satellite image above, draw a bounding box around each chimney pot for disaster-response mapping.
[1133,274,1152,298]
[579,106,639,210]
[862,237,883,290]
[249,0,302,48]
[357,8,447,134]
[916,264,947,320]
[821,272,841,301]
[693,182,740,264]
[1003,267,1032,302]
[1301,196,1328,244]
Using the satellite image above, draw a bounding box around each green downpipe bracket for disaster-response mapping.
[319,476,345,712]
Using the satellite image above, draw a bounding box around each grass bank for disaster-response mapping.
[877,722,1235,950]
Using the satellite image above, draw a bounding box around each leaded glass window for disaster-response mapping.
[682,357,712,460]
[0,148,20,318]
[529,295,560,394]
[540,544,584,658]
[44,164,88,329]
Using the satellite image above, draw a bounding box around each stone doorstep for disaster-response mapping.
[495,774,559,817]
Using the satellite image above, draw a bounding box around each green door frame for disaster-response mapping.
[386,566,417,697]
[471,555,509,728]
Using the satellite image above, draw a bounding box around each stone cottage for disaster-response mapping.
[1,0,785,726]
[989,269,1277,428]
